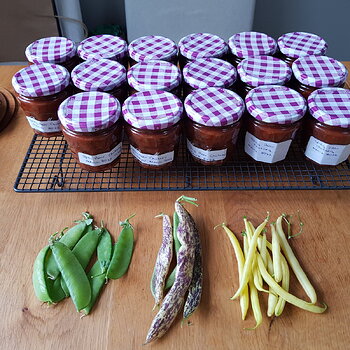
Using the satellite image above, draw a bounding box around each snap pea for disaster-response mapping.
[46,276,67,303]
[97,226,113,274]
[32,246,53,303]
[47,213,92,280]
[50,241,91,312]
[106,215,135,280]
[60,276,70,297]
[72,228,102,270]
[82,262,107,316]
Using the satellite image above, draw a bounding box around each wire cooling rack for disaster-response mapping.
[14,134,350,192]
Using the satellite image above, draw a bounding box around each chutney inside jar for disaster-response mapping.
[123,90,183,169]
[184,87,244,165]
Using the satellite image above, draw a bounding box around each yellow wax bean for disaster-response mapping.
[271,223,282,283]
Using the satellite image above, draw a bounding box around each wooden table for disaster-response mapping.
[1,65,350,350]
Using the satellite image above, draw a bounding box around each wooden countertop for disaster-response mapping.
[1,65,350,350]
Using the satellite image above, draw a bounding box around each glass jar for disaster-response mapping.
[58,92,122,172]
[182,58,237,98]
[127,61,182,98]
[277,32,328,67]
[236,56,292,97]
[128,35,178,67]
[77,35,128,69]
[291,56,348,99]
[178,33,227,70]
[184,87,244,165]
[244,85,306,163]
[228,32,277,67]
[123,91,183,169]
[302,88,350,166]
[25,37,80,72]
[71,58,127,104]
[12,63,71,137]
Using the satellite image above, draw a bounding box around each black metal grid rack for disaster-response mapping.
[14,134,350,192]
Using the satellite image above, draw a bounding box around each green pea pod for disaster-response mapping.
[60,276,70,297]
[82,262,106,316]
[72,228,102,269]
[106,215,135,280]
[97,228,113,274]
[50,241,91,312]
[46,276,67,303]
[46,220,88,280]
[164,211,181,290]
[32,246,53,303]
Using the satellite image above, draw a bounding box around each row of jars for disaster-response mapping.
[24,31,330,71]
[12,60,350,171]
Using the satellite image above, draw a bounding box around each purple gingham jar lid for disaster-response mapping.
[179,33,227,60]
[308,88,350,129]
[77,35,128,61]
[245,85,306,124]
[12,63,70,97]
[127,61,181,92]
[278,32,328,58]
[58,92,121,133]
[184,87,244,127]
[292,56,348,88]
[25,37,76,64]
[237,56,292,87]
[123,91,183,130]
[71,58,126,92]
[128,35,177,62]
[228,32,277,58]
[183,58,237,89]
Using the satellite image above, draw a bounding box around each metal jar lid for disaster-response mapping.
[58,91,121,133]
[308,88,350,129]
[184,87,244,127]
[12,63,70,97]
[183,58,237,89]
[228,31,277,58]
[71,58,126,92]
[122,90,183,130]
[25,37,77,64]
[245,85,306,124]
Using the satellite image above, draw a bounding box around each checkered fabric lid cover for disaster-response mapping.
[308,88,350,128]
[123,91,183,130]
[58,92,121,132]
[228,32,277,58]
[292,56,348,88]
[237,56,292,87]
[12,63,70,97]
[77,35,128,61]
[245,85,306,124]
[127,61,181,91]
[178,33,227,60]
[128,35,177,62]
[183,58,237,89]
[184,87,244,127]
[71,58,126,92]
[25,37,76,64]
[278,32,328,58]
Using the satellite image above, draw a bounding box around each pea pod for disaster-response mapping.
[82,262,107,316]
[106,215,135,280]
[46,213,92,280]
[47,276,67,303]
[32,246,53,303]
[50,241,91,312]
[97,226,113,274]
[60,276,70,297]
[72,228,102,269]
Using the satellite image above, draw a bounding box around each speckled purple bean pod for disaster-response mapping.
[150,215,173,308]
[145,244,195,344]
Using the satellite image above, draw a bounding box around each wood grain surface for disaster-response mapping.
[1,66,350,350]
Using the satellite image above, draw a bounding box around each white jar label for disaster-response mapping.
[130,145,174,166]
[78,142,122,167]
[26,116,61,133]
[305,136,350,165]
[244,131,292,163]
[187,139,227,162]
